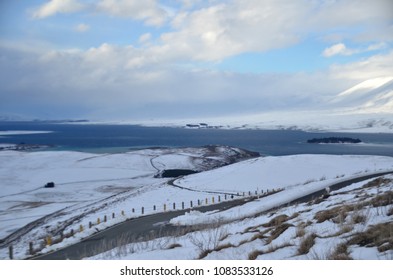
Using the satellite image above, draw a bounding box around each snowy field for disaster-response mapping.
[0,148,392,260]
[0,146,254,259]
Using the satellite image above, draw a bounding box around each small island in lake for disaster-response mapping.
[307,137,362,144]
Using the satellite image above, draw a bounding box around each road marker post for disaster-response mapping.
[9,246,13,260]
[29,242,34,255]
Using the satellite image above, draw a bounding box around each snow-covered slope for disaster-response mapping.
[1,148,392,260]
[173,155,393,194]
[331,76,393,114]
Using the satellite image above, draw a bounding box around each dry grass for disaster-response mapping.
[348,222,393,252]
[215,243,234,252]
[247,241,293,260]
[248,250,264,260]
[328,243,352,260]
[265,242,292,254]
[361,178,392,190]
[314,205,355,224]
[297,233,317,255]
[263,214,289,228]
[350,212,367,225]
[369,191,393,207]
[295,223,307,238]
[267,223,292,244]
[197,249,212,259]
[249,232,267,242]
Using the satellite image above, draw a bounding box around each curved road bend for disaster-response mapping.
[33,171,393,260]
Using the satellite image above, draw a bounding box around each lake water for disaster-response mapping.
[1,121,393,156]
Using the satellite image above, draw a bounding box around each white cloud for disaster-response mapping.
[323,43,356,57]
[138,33,152,44]
[136,0,393,63]
[32,0,85,19]
[329,50,393,81]
[75,23,90,32]
[367,42,387,51]
[30,0,393,64]
[96,0,168,26]
[323,42,388,57]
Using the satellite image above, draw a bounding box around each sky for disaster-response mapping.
[0,0,393,121]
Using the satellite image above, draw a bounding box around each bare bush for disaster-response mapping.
[188,223,228,259]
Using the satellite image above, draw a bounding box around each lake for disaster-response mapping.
[1,121,393,156]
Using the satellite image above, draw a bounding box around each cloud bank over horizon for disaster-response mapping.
[1,0,393,121]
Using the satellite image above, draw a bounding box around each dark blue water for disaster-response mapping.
[1,121,393,156]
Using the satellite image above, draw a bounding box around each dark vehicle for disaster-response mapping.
[44,182,55,188]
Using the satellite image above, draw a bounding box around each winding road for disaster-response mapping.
[32,171,393,260]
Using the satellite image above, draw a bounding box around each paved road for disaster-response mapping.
[32,197,248,260]
[33,171,392,260]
